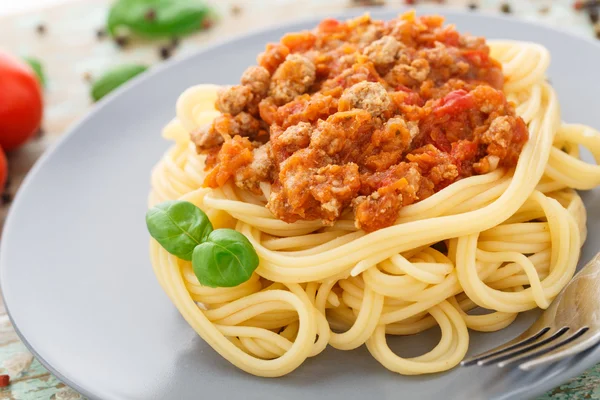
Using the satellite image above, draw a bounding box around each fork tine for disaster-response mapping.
[461,327,550,367]
[478,327,569,366]
[519,328,600,370]
[497,328,589,368]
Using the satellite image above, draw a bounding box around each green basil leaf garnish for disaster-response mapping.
[146,200,213,261]
[192,229,259,288]
[146,200,258,288]
[107,0,212,39]
[23,57,46,87]
[91,64,148,102]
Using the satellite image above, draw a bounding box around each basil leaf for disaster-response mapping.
[23,57,46,87]
[91,64,147,102]
[192,229,259,288]
[107,0,211,39]
[146,200,213,261]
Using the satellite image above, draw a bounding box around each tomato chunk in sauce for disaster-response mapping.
[192,12,528,232]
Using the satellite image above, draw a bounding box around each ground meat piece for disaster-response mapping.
[479,115,528,166]
[190,123,223,152]
[427,162,458,190]
[310,110,372,157]
[407,59,430,81]
[321,61,384,92]
[204,136,254,188]
[271,122,313,163]
[235,112,264,138]
[267,149,360,224]
[482,116,512,149]
[385,58,430,87]
[258,98,278,125]
[267,148,331,222]
[473,154,500,174]
[407,145,459,190]
[363,35,403,67]
[364,116,419,171]
[258,43,290,74]
[234,143,274,194]
[450,139,479,176]
[278,122,313,146]
[360,162,429,206]
[273,93,338,129]
[337,54,358,71]
[423,42,457,73]
[355,191,402,232]
[310,163,361,221]
[211,112,263,140]
[216,85,253,115]
[459,34,486,50]
[398,163,429,205]
[338,81,390,117]
[386,116,419,143]
[241,66,271,97]
[269,54,316,105]
[357,24,380,45]
[245,96,261,116]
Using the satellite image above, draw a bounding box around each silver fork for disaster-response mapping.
[462,252,600,370]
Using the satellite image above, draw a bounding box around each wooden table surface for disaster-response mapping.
[0,0,599,398]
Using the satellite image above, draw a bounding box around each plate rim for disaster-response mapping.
[2,6,600,399]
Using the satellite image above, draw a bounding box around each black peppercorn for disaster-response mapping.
[96,28,106,40]
[159,47,172,60]
[115,35,129,48]
[590,7,599,23]
[2,192,13,205]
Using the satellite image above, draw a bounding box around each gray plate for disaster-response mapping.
[2,7,599,400]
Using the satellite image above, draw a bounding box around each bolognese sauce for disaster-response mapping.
[192,12,528,232]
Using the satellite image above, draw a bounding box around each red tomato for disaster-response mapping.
[0,146,7,190]
[0,49,43,151]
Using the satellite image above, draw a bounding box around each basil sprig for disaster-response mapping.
[146,200,259,288]
[146,200,213,260]
[107,0,211,39]
[91,64,148,102]
[23,57,46,87]
[193,230,259,288]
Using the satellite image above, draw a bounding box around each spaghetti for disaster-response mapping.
[147,18,600,377]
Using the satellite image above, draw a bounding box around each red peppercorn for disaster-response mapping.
[202,18,214,30]
[0,374,10,387]
[144,8,156,21]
